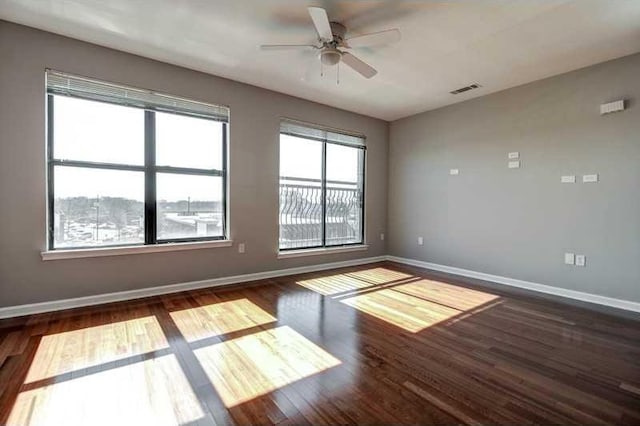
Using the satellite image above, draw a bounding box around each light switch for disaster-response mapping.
[561,175,576,183]
[564,253,575,265]
[418,236,424,246]
[238,243,245,254]
[575,255,586,267]
[380,233,385,241]
[583,174,599,183]
[449,168,459,175]
[508,161,520,169]
[508,152,520,159]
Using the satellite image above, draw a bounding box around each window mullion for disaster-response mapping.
[321,140,327,247]
[359,148,365,244]
[144,111,157,245]
[154,166,223,176]
[50,159,145,172]
[222,122,228,239]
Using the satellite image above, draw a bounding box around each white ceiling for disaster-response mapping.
[2,0,640,121]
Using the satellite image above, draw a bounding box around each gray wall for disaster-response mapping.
[0,21,388,307]
[389,53,640,303]
[2,19,638,309]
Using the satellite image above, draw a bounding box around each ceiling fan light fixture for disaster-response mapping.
[320,48,342,66]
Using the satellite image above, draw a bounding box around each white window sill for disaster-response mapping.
[277,244,368,259]
[41,240,233,261]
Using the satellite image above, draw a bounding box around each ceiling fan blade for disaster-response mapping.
[308,7,333,41]
[346,29,401,48]
[260,44,317,50]
[341,52,377,79]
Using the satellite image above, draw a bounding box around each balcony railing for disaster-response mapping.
[279,176,362,250]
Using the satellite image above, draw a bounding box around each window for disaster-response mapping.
[46,71,229,250]
[279,120,365,250]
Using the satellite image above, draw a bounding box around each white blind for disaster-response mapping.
[280,119,365,147]
[46,70,229,122]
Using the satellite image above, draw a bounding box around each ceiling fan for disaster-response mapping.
[260,6,401,79]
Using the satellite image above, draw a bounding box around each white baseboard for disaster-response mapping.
[386,255,640,313]
[0,256,387,319]
[2,254,638,319]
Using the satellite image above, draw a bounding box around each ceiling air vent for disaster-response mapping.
[450,83,481,95]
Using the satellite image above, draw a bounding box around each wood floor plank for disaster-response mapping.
[1,261,639,425]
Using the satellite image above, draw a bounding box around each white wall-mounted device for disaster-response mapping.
[564,252,575,265]
[600,100,625,115]
[583,174,599,183]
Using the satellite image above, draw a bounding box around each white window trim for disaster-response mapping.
[277,244,368,259]
[41,239,233,261]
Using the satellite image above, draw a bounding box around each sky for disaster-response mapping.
[54,96,222,201]
[279,134,361,184]
[53,95,362,202]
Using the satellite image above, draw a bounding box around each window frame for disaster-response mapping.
[278,127,366,252]
[46,93,228,251]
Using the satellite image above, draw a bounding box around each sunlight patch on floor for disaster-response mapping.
[194,326,341,407]
[344,267,414,284]
[8,354,203,426]
[339,279,500,332]
[341,286,461,332]
[170,298,277,342]
[296,274,373,295]
[25,315,168,384]
[394,278,500,311]
[296,267,414,296]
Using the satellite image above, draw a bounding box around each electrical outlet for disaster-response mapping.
[238,243,245,254]
[380,233,385,241]
[564,253,575,265]
[575,255,586,267]
[508,160,520,169]
[418,236,424,246]
[561,175,576,183]
[508,152,520,159]
[449,168,459,175]
[583,174,599,183]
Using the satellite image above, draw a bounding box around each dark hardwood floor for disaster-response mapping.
[1,261,639,425]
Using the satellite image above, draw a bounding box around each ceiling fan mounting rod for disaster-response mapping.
[318,22,346,64]
[328,22,346,44]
